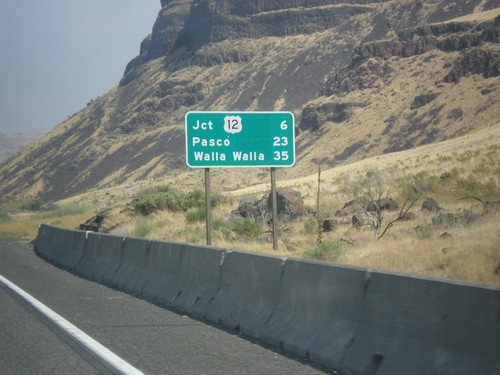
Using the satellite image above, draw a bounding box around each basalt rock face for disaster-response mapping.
[121,0,193,85]
[139,0,389,57]
[1,1,499,205]
[444,48,500,83]
[324,16,500,97]
[189,0,384,16]
[124,0,380,81]
[175,0,377,50]
[354,17,499,60]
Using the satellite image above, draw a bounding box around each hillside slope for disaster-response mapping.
[0,0,498,206]
[0,133,41,165]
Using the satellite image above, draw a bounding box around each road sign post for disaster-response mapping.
[270,167,278,250]
[205,168,212,246]
[185,111,295,249]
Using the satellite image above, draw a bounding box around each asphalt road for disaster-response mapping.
[0,286,104,375]
[0,238,333,375]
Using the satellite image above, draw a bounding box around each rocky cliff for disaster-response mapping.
[321,15,499,98]
[0,0,498,205]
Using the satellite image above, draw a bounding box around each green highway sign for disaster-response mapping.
[185,111,295,168]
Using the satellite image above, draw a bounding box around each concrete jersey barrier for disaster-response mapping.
[51,229,87,271]
[33,224,66,263]
[261,258,367,368]
[162,242,223,318]
[341,271,500,375]
[33,224,500,375]
[113,236,151,296]
[72,231,101,280]
[205,251,284,338]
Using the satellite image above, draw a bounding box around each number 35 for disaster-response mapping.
[274,151,289,161]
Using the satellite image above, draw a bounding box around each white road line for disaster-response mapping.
[0,274,146,375]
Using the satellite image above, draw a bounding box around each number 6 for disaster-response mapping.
[280,120,288,130]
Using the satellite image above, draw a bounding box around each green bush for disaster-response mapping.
[210,192,229,208]
[303,239,344,262]
[221,227,235,241]
[232,218,263,239]
[21,199,43,211]
[132,218,154,238]
[213,217,227,231]
[0,209,11,222]
[133,189,204,215]
[303,217,317,233]
[484,177,498,198]
[185,207,206,223]
[186,225,204,243]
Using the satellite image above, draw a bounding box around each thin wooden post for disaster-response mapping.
[271,167,278,250]
[316,163,323,245]
[205,168,212,246]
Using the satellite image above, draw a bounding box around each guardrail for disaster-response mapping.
[33,224,500,375]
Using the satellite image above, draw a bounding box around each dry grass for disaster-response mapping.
[100,128,499,286]
[444,7,500,23]
[108,190,499,286]
[3,123,498,288]
[2,4,499,208]
[334,211,500,286]
[18,123,496,286]
[0,210,95,239]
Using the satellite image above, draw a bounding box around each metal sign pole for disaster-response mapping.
[205,167,212,246]
[271,167,278,250]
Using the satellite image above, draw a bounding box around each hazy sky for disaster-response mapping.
[0,0,160,134]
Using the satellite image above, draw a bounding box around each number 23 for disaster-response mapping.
[273,136,288,146]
